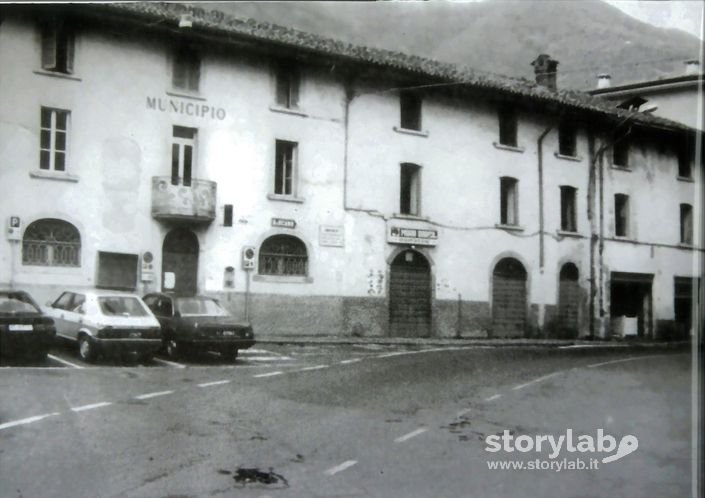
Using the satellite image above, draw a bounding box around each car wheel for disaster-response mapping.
[222,348,238,362]
[165,339,180,360]
[78,336,96,362]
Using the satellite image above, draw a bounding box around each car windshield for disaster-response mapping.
[98,296,149,317]
[176,297,230,317]
[0,292,40,315]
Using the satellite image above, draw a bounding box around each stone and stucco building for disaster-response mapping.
[0,4,701,339]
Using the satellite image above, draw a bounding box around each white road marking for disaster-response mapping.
[71,402,112,412]
[0,412,60,431]
[47,354,85,369]
[254,371,283,378]
[456,408,472,418]
[324,460,358,476]
[484,394,502,402]
[152,357,186,369]
[241,348,280,355]
[587,355,663,368]
[297,364,328,371]
[134,390,174,400]
[376,351,412,358]
[340,358,363,365]
[242,356,294,362]
[394,427,428,443]
[512,372,561,391]
[197,380,231,387]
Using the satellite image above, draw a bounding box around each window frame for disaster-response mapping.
[558,123,577,158]
[559,186,578,232]
[274,62,300,109]
[273,140,298,197]
[172,46,201,93]
[399,92,422,132]
[257,235,309,277]
[612,136,629,168]
[171,126,197,186]
[498,107,518,148]
[39,107,70,173]
[499,177,519,226]
[680,203,693,245]
[399,163,422,216]
[40,18,75,74]
[22,218,81,268]
[614,193,630,237]
[677,140,693,179]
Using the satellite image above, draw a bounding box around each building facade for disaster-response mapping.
[0,4,702,339]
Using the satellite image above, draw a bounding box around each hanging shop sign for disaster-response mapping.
[387,226,438,246]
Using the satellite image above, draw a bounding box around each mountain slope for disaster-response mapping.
[202,0,702,90]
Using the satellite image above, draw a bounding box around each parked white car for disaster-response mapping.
[45,290,161,363]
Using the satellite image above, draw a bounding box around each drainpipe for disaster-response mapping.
[537,125,553,272]
[587,132,597,339]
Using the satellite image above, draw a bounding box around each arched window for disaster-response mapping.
[22,219,81,267]
[258,235,307,276]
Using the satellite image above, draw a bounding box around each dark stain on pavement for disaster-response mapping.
[230,467,289,488]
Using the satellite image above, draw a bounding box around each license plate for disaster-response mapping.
[9,324,33,332]
[129,331,142,338]
[222,330,235,336]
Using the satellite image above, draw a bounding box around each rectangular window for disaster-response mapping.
[614,194,629,237]
[613,137,629,167]
[223,204,233,227]
[275,62,300,109]
[39,107,69,172]
[560,186,577,232]
[400,92,422,131]
[173,47,200,92]
[40,19,74,74]
[400,163,421,216]
[680,203,693,244]
[500,177,519,225]
[558,124,577,157]
[171,126,196,186]
[274,140,297,196]
[96,252,138,291]
[677,140,692,178]
[498,107,518,147]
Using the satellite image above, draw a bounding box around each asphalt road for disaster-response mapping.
[0,344,693,498]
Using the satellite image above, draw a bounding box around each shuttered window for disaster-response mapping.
[96,252,138,290]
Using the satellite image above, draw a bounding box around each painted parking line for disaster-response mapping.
[152,357,186,369]
[134,390,174,400]
[0,412,60,431]
[297,364,328,372]
[512,371,561,391]
[242,356,294,362]
[484,394,502,402]
[587,355,663,369]
[253,371,283,378]
[339,358,363,365]
[71,401,112,412]
[47,354,85,369]
[456,407,472,418]
[324,460,358,476]
[197,380,231,387]
[394,427,429,443]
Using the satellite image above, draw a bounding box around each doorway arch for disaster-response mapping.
[492,257,527,337]
[162,228,199,295]
[389,249,431,337]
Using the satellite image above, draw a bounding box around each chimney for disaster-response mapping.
[684,59,700,76]
[596,73,612,89]
[531,54,559,90]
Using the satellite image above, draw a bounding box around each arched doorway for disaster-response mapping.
[492,257,527,337]
[558,263,580,338]
[162,228,199,295]
[389,249,431,337]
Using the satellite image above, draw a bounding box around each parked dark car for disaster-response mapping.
[0,290,56,361]
[143,293,255,361]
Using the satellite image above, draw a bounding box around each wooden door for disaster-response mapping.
[389,250,431,337]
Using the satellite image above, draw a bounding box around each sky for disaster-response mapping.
[604,0,704,40]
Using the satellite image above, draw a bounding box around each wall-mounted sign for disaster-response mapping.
[7,216,21,241]
[272,218,296,229]
[146,97,226,120]
[387,226,438,246]
[319,225,344,247]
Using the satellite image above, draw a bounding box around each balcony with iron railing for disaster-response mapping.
[151,176,216,223]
